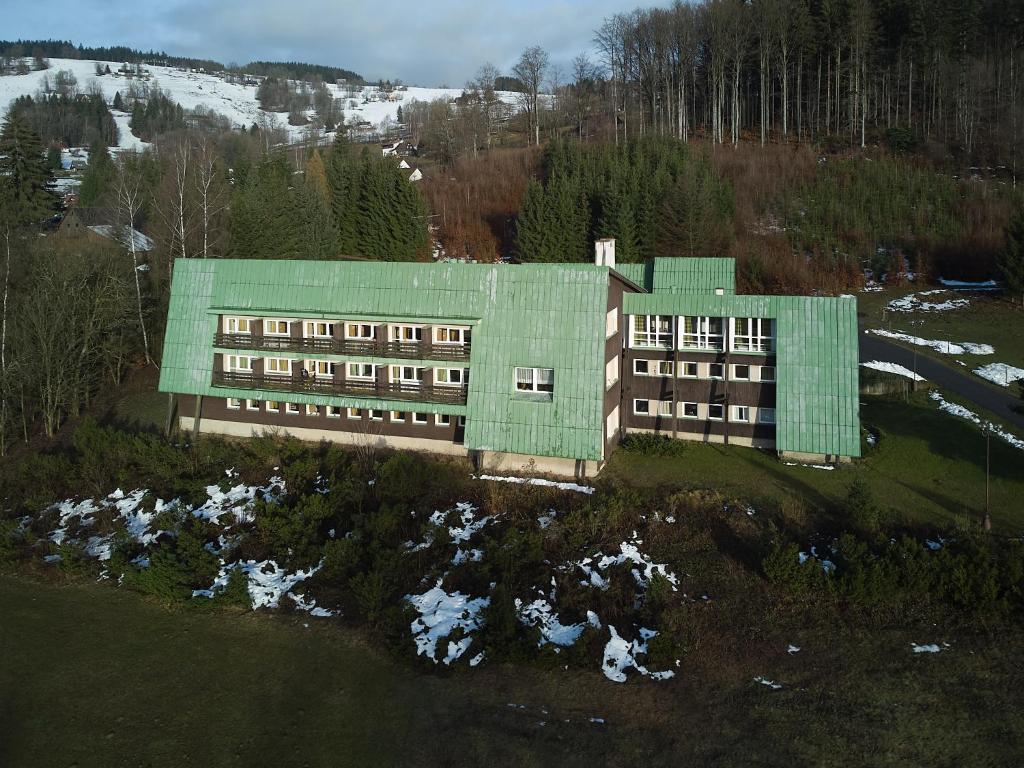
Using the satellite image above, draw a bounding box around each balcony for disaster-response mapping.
[212,370,469,406]
[213,333,471,362]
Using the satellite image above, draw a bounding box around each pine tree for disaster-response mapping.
[515,180,551,261]
[326,136,360,254]
[112,91,124,111]
[997,211,1024,306]
[78,140,116,206]
[305,150,330,204]
[0,113,55,226]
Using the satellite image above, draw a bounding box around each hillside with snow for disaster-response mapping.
[0,58,520,150]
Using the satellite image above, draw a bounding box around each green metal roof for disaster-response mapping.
[623,292,861,458]
[160,259,610,461]
[615,257,735,295]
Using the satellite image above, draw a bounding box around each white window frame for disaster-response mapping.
[344,322,377,340]
[389,324,423,343]
[605,308,618,339]
[708,363,725,380]
[654,360,673,377]
[390,411,406,422]
[605,358,619,389]
[224,316,253,334]
[732,405,751,423]
[245,399,260,411]
[390,365,424,384]
[679,316,724,351]
[224,355,253,373]
[285,402,300,415]
[368,409,384,421]
[630,315,674,349]
[606,405,620,438]
[307,359,335,378]
[412,413,428,425]
[633,398,651,416]
[263,318,290,336]
[346,362,376,381]
[434,367,465,387]
[305,404,319,416]
[680,361,698,378]
[265,357,292,376]
[327,405,342,418]
[266,400,281,414]
[514,367,554,394]
[760,366,776,382]
[657,400,672,417]
[633,359,650,376]
[681,402,699,419]
[732,364,751,381]
[708,403,725,421]
[758,407,776,425]
[226,397,241,410]
[731,318,774,353]
[303,320,334,339]
[436,414,451,426]
[346,407,362,420]
[433,326,467,345]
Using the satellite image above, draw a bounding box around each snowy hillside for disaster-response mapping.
[0,58,520,150]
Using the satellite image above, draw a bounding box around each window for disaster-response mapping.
[732,318,774,353]
[708,363,724,379]
[390,411,406,422]
[760,366,776,382]
[245,399,260,411]
[434,368,465,386]
[305,404,319,416]
[633,399,650,416]
[264,319,290,336]
[226,398,241,410]
[733,405,750,422]
[285,403,300,415]
[303,321,334,338]
[680,316,724,350]
[390,365,424,384]
[265,357,291,376]
[514,367,554,394]
[224,355,252,372]
[681,362,698,378]
[347,362,375,380]
[759,407,776,424]
[708,404,724,421]
[346,407,362,419]
[633,359,650,376]
[631,315,673,348]
[733,364,750,381]
[369,409,384,421]
[657,400,672,417]
[681,402,698,419]
[654,361,674,377]
[327,406,342,418]
[224,316,252,334]
[436,414,451,426]
[605,358,619,388]
[606,308,618,339]
[266,400,281,413]
[308,360,335,377]
[412,413,428,425]
[389,325,422,343]
[345,322,376,340]
[434,326,468,345]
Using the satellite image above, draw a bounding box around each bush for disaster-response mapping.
[620,433,687,458]
[762,541,831,596]
[254,494,332,565]
[844,477,882,533]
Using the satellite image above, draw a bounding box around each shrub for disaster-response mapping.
[762,541,831,596]
[620,432,687,458]
[254,494,332,565]
[844,477,881,533]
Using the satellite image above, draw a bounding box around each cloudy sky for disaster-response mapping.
[5,0,653,85]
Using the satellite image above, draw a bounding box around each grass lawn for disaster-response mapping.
[857,284,1024,374]
[603,393,1024,531]
[4,568,1024,767]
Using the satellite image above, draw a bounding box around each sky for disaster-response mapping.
[3,0,651,86]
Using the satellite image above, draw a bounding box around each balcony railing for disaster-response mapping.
[213,333,471,361]
[212,370,468,405]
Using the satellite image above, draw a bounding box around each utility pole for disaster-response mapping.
[982,424,992,532]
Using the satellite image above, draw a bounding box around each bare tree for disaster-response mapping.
[512,45,550,146]
[116,155,155,367]
[194,135,228,258]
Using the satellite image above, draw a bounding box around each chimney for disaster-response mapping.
[594,238,616,269]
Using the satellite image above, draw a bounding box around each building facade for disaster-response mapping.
[159,245,860,477]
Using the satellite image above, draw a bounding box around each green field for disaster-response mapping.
[858,285,1024,374]
[603,393,1024,531]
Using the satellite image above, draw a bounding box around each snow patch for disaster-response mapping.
[405,582,490,665]
[601,626,675,682]
[973,363,1024,388]
[516,597,587,648]
[886,290,969,313]
[867,329,994,356]
[929,391,1024,450]
[861,360,926,382]
[476,474,595,495]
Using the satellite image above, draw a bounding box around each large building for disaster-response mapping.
[158,242,860,477]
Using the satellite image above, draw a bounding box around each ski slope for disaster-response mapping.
[0,58,520,150]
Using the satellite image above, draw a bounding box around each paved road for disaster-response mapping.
[860,332,1024,431]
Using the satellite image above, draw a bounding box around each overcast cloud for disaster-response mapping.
[4,0,658,85]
